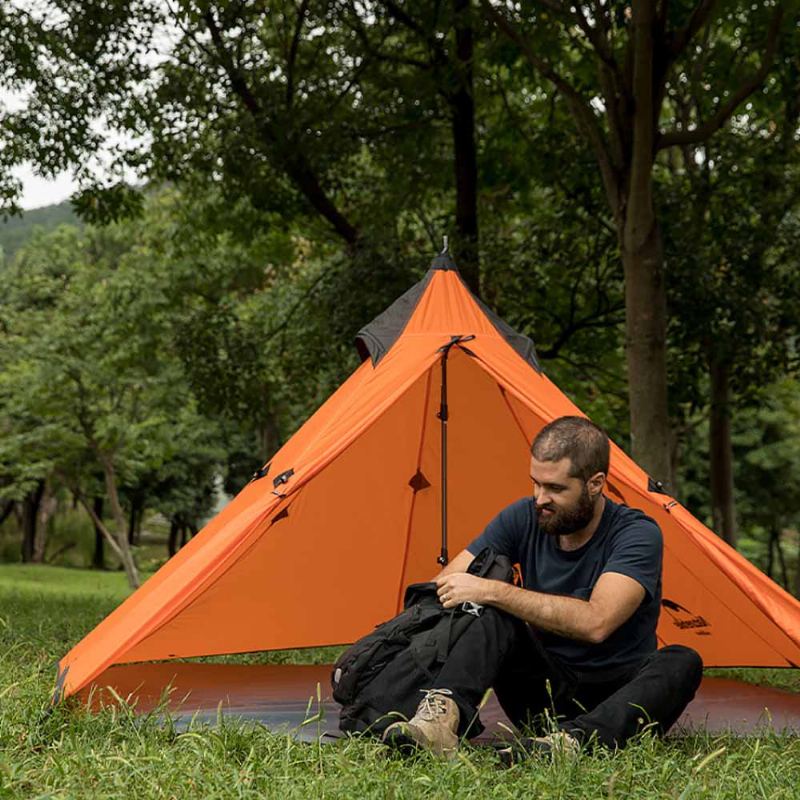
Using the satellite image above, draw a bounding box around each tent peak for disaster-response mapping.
[355,252,541,371]
[430,252,459,272]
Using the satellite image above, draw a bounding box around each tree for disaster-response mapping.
[663,32,800,543]
[340,0,484,289]
[679,378,800,594]
[0,1,158,217]
[0,216,227,585]
[481,0,794,487]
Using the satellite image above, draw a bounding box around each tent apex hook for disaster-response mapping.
[441,235,448,254]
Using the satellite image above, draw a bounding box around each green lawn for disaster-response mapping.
[1,564,799,799]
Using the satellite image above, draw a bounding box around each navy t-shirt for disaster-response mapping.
[467,497,663,672]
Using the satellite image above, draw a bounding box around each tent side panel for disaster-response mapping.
[122,368,433,661]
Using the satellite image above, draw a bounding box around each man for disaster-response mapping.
[382,416,702,758]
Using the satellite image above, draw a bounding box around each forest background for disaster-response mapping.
[1,0,799,598]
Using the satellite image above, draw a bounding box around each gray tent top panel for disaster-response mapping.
[354,270,435,365]
[355,253,541,372]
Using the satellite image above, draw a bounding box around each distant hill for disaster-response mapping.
[0,201,80,263]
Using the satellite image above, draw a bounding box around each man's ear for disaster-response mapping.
[588,472,606,497]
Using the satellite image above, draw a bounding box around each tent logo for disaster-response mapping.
[661,599,712,635]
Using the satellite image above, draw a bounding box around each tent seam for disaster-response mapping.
[393,367,435,613]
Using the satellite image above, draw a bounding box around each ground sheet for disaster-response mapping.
[77,663,800,741]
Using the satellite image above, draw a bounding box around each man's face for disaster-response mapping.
[530,456,602,536]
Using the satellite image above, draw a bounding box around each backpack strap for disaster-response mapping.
[436,609,455,664]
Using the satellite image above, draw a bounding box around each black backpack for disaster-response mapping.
[331,548,515,736]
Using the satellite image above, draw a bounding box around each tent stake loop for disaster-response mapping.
[436,335,475,566]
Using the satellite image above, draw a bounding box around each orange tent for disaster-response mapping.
[55,254,800,702]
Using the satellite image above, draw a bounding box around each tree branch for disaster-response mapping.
[570,2,620,75]
[59,477,126,564]
[658,4,785,149]
[565,2,627,169]
[346,4,434,70]
[382,0,442,48]
[667,0,719,61]
[481,0,621,210]
[379,0,449,69]
[203,9,360,245]
[286,0,310,107]
[536,308,626,360]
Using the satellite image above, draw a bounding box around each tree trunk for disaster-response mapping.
[766,526,775,579]
[33,482,56,563]
[451,0,480,295]
[775,526,789,590]
[257,413,282,463]
[20,480,45,563]
[99,455,140,588]
[0,500,14,528]
[128,501,136,545]
[620,216,672,488]
[128,496,143,546]
[709,356,737,546]
[168,519,180,557]
[620,0,672,490]
[93,496,105,569]
[795,539,800,599]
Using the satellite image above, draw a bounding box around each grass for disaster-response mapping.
[1,565,799,799]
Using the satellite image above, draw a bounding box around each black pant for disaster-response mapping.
[434,608,703,748]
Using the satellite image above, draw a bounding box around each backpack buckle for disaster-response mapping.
[461,601,483,617]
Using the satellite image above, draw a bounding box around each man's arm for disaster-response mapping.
[434,570,645,644]
[433,548,474,580]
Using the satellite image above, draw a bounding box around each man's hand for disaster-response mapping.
[435,573,497,608]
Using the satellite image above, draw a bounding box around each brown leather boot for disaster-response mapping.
[382,689,460,758]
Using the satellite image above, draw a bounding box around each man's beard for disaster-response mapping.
[536,484,596,537]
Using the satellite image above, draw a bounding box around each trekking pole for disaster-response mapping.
[435,334,475,566]
[437,342,451,566]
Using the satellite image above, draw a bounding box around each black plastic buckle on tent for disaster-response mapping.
[647,477,678,512]
[271,468,294,497]
[250,463,271,483]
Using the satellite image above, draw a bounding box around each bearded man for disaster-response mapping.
[382,416,702,759]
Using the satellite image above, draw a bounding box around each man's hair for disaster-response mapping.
[531,416,610,481]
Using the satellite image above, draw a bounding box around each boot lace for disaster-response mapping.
[416,688,454,722]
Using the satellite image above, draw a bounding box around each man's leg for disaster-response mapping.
[431,607,524,736]
[382,607,524,755]
[563,645,703,749]
[492,623,577,734]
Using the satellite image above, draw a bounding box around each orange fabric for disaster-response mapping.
[56,268,800,701]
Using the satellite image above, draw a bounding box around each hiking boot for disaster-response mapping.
[496,730,580,767]
[382,688,460,758]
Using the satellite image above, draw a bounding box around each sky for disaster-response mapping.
[2,10,176,213]
[15,165,77,210]
[3,85,77,210]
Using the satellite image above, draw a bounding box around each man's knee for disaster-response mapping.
[649,645,703,690]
